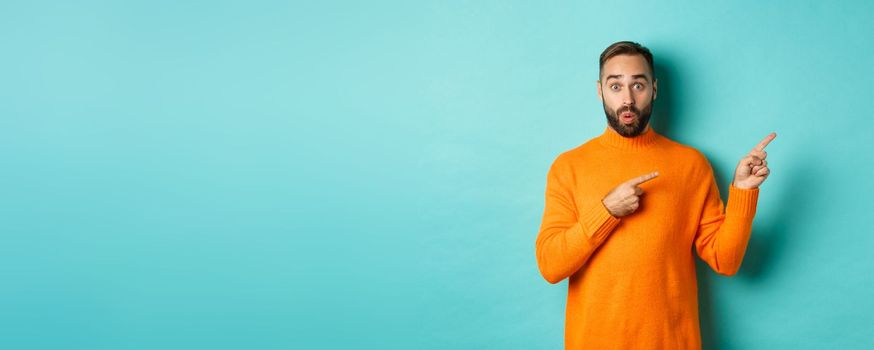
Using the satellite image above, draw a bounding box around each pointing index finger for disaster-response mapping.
[626,171,660,186]
[754,132,777,151]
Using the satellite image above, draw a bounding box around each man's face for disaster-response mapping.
[597,54,658,137]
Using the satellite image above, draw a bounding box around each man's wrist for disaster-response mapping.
[732,180,758,190]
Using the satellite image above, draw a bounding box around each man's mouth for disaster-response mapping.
[620,112,637,124]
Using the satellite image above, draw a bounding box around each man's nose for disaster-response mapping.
[623,90,635,106]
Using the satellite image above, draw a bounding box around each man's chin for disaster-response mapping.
[603,106,651,137]
[612,122,646,137]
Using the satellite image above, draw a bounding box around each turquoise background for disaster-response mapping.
[1,1,872,349]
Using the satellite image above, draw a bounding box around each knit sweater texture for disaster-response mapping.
[535,126,759,349]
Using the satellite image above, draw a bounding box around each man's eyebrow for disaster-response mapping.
[604,74,651,82]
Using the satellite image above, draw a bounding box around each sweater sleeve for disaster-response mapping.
[535,160,621,284]
[693,163,760,277]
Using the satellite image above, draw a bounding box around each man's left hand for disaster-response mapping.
[733,132,776,189]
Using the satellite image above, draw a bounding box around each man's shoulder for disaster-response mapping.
[657,135,714,172]
[550,137,601,165]
[660,135,707,159]
[547,132,713,171]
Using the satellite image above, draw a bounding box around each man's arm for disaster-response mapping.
[693,169,759,276]
[534,161,621,284]
[695,132,774,276]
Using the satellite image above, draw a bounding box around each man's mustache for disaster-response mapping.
[617,106,640,115]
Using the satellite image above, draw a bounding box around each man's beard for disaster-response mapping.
[602,97,653,137]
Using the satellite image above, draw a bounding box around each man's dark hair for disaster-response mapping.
[599,41,655,81]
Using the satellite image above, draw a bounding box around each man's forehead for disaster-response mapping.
[601,54,653,80]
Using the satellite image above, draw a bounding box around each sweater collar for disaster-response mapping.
[597,124,659,150]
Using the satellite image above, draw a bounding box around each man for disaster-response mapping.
[534,41,775,349]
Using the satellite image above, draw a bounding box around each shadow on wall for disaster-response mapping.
[651,54,813,350]
[651,52,820,349]
[701,133,814,350]
[651,56,724,349]
[739,162,816,282]
[651,58,682,142]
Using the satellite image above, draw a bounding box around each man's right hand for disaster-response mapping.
[601,171,659,217]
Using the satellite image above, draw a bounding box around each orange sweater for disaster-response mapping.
[535,126,759,349]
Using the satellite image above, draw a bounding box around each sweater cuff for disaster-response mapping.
[726,184,759,217]
[579,201,621,243]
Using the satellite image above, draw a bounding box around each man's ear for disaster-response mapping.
[653,78,658,100]
[597,80,603,100]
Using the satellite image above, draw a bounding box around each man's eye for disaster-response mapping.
[633,83,643,89]
[610,84,620,90]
